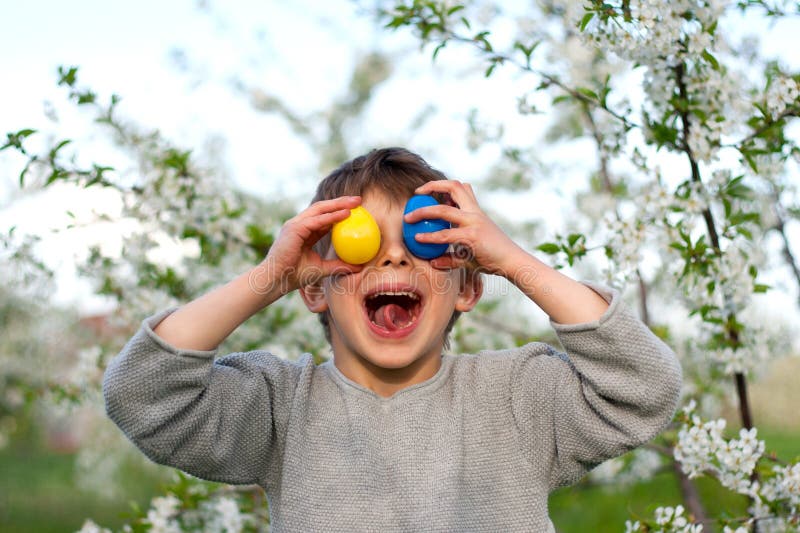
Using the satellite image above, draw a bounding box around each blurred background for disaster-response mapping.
[1,0,799,531]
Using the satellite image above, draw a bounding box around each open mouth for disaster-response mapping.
[363,288,423,337]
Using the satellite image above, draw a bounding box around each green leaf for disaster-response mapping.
[474,31,492,52]
[647,120,679,148]
[48,138,71,160]
[45,168,67,186]
[447,5,464,15]
[702,49,720,70]
[690,107,708,121]
[161,148,192,173]
[600,74,612,107]
[736,226,753,239]
[76,90,97,105]
[742,151,758,173]
[577,87,599,100]
[19,159,35,187]
[536,242,561,254]
[384,17,406,29]
[15,128,36,138]
[246,224,275,256]
[579,12,594,32]
[567,233,583,247]
[57,65,78,87]
[724,175,753,199]
[432,41,446,62]
[753,283,770,293]
[2,128,38,151]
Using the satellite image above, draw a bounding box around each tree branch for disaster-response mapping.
[442,31,640,130]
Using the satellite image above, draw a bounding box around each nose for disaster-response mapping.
[374,225,413,267]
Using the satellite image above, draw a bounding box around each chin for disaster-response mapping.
[363,347,428,371]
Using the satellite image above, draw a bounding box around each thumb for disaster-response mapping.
[320,258,363,278]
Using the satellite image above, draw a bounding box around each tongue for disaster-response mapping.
[373,303,411,331]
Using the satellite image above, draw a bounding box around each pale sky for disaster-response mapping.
[1,0,799,342]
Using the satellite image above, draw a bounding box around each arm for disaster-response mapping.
[406,180,682,489]
[103,308,308,486]
[407,180,609,324]
[509,281,682,490]
[148,263,282,352]
[150,194,364,351]
[103,196,364,486]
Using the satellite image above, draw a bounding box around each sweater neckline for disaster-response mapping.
[321,354,454,401]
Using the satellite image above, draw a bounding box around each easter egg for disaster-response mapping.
[402,195,450,259]
[332,206,381,264]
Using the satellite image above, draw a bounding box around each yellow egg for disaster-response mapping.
[331,206,381,264]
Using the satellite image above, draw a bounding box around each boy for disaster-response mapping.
[103,147,682,532]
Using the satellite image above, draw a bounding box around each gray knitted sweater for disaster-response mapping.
[103,280,682,532]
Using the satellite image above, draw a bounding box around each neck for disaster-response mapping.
[332,348,443,398]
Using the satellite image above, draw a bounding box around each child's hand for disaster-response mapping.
[263,195,364,293]
[404,181,527,278]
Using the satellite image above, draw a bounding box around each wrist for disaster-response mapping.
[248,259,293,304]
[498,247,542,287]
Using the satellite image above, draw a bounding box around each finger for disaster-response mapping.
[414,180,476,210]
[430,250,477,271]
[463,183,479,204]
[414,227,460,244]
[429,253,460,270]
[300,209,353,235]
[403,204,467,225]
[292,209,353,249]
[440,192,457,208]
[302,195,362,218]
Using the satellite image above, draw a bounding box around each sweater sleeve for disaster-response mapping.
[102,306,306,487]
[510,280,683,491]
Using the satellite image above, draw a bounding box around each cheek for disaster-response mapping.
[426,269,461,301]
[323,275,363,313]
[424,273,461,339]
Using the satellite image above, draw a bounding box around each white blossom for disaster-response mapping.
[65,345,104,388]
[652,504,704,532]
[75,519,111,533]
[625,519,642,532]
[201,496,251,533]
[602,214,647,286]
[674,402,765,497]
[588,448,663,485]
[765,76,800,117]
[145,494,183,533]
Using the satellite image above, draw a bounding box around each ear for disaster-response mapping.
[454,270,483,312]
[299,280,329,313]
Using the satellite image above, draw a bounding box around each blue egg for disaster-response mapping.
[402,194,450,259]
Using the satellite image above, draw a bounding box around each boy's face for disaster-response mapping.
[304,188,481,384]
